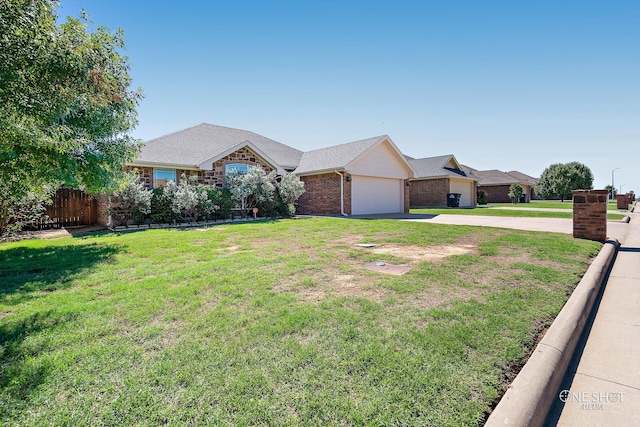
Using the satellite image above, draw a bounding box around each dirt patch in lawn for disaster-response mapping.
[367,244,478,263]
[276,242,481,306]
[292,274,390,303]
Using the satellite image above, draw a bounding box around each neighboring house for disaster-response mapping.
[295,135,415,215]
[465,167,538,203]
[407,154,478,207]
[128,123,415,216]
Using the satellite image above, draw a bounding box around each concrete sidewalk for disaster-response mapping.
[545,208,640,426]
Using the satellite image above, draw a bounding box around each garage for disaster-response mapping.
[351,176,404,215]
[450,179,474,207]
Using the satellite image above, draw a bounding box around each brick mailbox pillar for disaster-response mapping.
[572,190,608,242]
[616,193,632,210]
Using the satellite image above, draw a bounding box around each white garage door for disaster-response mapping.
[450,180,473,207]
[351,176,404,215]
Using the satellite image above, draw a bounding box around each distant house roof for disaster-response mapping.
[294,135,413,175]
[470,169,538,186]
[134,123,304,170]
[506,170,538,186]
[409,154,477,180]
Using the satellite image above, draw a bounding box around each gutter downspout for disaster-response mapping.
[334,170,348,216]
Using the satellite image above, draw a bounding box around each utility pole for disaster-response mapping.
[612,167,620,202]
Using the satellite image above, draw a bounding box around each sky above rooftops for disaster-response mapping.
[57,0,639,192]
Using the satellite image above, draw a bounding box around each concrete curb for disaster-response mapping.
[485,239,620,427]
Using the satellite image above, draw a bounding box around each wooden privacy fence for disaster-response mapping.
[43,189,98,228]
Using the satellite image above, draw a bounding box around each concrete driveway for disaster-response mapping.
[345,212,630,243]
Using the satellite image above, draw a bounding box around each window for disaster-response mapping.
[225,163,250,184]
[225,163,250,175]
[153,169,176,187]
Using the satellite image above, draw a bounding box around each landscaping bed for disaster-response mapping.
[0,218,601,426]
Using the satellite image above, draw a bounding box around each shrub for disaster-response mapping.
[256,191,290,218]
[477,189,487,205]
[108,172,152,226]
[164,175,218,222]
[0,184,53,236]
[206,187,236,220]
[150,187,179,224]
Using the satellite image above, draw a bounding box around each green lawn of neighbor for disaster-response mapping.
[412,205,626,220]
[489,199,629,211]
[1,218,602,426]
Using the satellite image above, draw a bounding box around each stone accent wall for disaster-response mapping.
[297,173,349,215]
[126,166,154,188]
[176,169,207,184]
[207,147,274,188]
[127,147,271,190]
[409,178,449,207]
[480,185,511,203]
[573,189,608,242]
[126,166,206,189]
[616,193,633,210]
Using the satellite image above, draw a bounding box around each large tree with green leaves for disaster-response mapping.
[0,0,142,199]
[535,162,594,201]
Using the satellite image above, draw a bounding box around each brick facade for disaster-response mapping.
[297,173,351,215]
[573,189,608,242]
[409,178,449,207]
[480,184,532,203]
[480,185,511,203]
[128,147,273,189]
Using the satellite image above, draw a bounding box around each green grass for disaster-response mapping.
[489,199,627,211]
[411,206,626,220]
[0,218,602,426]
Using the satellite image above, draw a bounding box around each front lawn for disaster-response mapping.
[0,218,601,426]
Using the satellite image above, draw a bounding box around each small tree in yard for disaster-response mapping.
[276,172,305,215]
[536,162,594,201]
[508,183,524,204]
[227,167,276,218]
[1,1,141,233]
[108,172,152,226]
[477,189,487,205]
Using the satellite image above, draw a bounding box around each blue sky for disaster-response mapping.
[58,0,639,192]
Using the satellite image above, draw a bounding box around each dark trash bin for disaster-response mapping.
[447,193,461,208]
[519,194,526,203]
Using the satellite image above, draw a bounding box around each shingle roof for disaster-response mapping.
[507,171,538,186]
[135,123,304,169]
[409,154,474,179]
[473,169,536,186]
[293,135,388,175]
[472,170,516,185]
